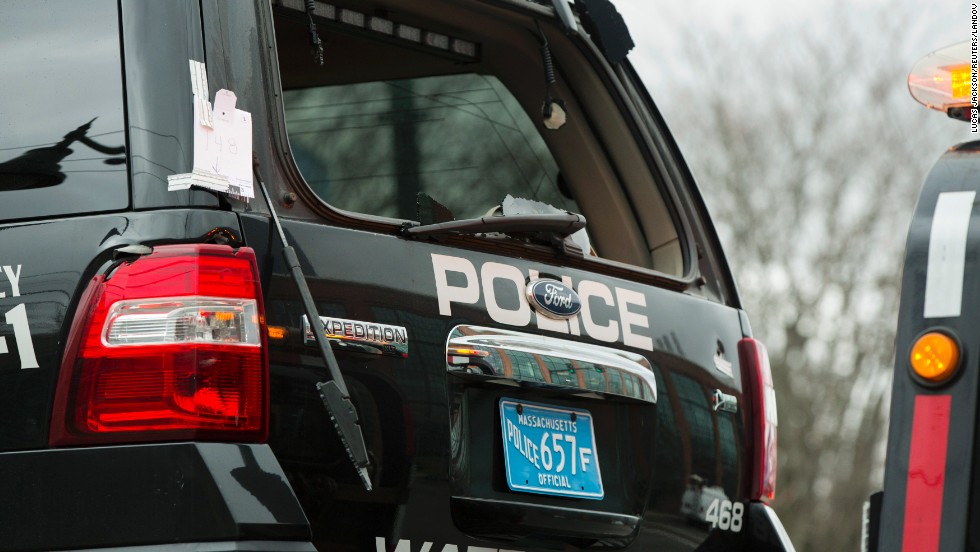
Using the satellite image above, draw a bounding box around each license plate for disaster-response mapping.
[499,398,603,499]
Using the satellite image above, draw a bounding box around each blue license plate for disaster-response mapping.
[499,398,603,499]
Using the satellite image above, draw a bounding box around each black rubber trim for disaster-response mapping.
[451,496,639,540]
[68,541,316,552]
[0,443,310,551]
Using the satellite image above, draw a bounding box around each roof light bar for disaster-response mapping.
[278,0,478,60]
[396,23,422,43]
[423,31,450,50]
[338,8,364,28]
[368,16,395,36]
[318,3,336,20]
[451,38,478,58]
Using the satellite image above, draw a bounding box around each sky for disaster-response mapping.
[615,0,972,141]
[616,0,970,75]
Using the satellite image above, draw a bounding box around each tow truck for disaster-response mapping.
[0,1,794,550]
[865,41,980,551]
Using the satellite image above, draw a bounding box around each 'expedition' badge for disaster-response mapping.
[526,279,582,320]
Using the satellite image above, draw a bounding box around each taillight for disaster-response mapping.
[50,244,268,445]
[738,337,777,502]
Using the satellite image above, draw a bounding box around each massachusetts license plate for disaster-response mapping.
[499,398,603,499]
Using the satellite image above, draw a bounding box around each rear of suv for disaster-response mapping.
[0,1,794,551]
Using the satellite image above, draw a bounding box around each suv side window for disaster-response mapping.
[0,0,128,221]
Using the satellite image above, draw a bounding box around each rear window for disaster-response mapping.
[272,3,686,276]
[284,73,575,221]
[0,0,128,221]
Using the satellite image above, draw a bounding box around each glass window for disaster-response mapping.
[271,3,689,275]
[284,74,577,221]
[0,0,128,221]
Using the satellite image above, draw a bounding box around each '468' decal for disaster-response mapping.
[705,499,744,533]
[1,265,38,369]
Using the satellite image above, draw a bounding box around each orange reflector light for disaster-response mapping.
[448,347,490,357]
[910,332,960,383]
[908,41,973,114]
[268,326,288,340]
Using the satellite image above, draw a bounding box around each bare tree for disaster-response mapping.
[647,3,969,550]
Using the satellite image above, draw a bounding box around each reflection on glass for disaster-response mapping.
[0,119,124,191]
[718,415,742,498]
[579,362,607,392]
[680,474,731,525]
[672,373,716,480]
[445,325,657,403]
[284,74,577,221]
[0,0,128,220]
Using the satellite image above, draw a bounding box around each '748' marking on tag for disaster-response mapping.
[1,265,38,369]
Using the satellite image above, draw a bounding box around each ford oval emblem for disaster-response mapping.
[526,279,582,320]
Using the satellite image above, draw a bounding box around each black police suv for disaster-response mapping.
[0,1,795,551]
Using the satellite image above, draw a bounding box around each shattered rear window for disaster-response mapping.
[284,74,578,221]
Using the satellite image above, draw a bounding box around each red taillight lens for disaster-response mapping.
[738,337,777,502]
[50,244,268,445]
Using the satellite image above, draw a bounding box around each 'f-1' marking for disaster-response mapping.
[0,304,39,369]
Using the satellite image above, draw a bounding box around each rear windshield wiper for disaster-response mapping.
[255,158,373,492]
[402,212,586,239]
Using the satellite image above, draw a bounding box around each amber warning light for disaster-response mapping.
[908,41,977,126]
[910,331,961,384]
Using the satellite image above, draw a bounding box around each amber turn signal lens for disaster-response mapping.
[908,41,972,113]
[910,332,960,383]
[267,325,288,340]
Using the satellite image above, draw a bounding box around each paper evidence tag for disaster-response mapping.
[167,60,253,199]
[189,60,213,128]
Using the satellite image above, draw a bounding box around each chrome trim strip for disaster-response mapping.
[446,325,656,403]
